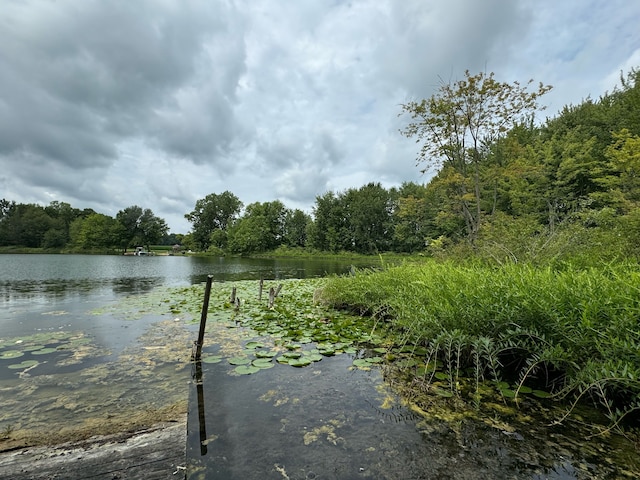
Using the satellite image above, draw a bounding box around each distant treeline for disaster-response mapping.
[1,68,639,264]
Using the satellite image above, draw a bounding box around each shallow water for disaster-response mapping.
[0,254,366,446]
[185,304,640,480]
[187,350,638,480]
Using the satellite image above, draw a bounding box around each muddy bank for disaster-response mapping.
[0,415,187,480]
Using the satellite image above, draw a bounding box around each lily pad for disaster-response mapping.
[22,345,46,352]
[318,348,336,356]
[234,365,260,375]
[282,351,302,359]
[353,359,371,368]
[228,356,251,365]
[202,355,223,364]
[31,348,59,355]
[8,360,39,370]
[304,353,323,363]
[288,357,312,367]
[252,359,275,369]
[0,350,24,360]
[245,341,264,349]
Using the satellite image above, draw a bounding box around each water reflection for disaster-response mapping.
[0,254,373,304]
[192,359,208,456]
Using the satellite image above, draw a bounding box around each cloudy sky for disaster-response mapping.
[1,1,639,233]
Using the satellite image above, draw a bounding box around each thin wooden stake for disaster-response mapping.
[194,275,213,361]
[268,286,275,308]
[258,278,264,301]
[230,286,236,304]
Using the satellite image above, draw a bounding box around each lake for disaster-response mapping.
[0,254,638,479]
[0,254,368,445]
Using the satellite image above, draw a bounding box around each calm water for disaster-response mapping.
[0,254,370,446]
[0,254,368,339]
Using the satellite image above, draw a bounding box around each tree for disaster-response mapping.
[69,213,123,251]
[116,206,169,251]
[400,70,551,241]
[343,183,394,254]
[227,201,287,254]
[283,209,311,248]
[185,191,243,250]
[392,182,431,252]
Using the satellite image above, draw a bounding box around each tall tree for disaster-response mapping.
[116,206,168,251]
[227,201,287,254]
[307,192,349,252]
[343,183,394,254]
[400,70,551,241]
[185,191,242,250]
[69,213,123,251]
[283,209,311,248]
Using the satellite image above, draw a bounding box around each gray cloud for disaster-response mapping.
[0,0,638,232]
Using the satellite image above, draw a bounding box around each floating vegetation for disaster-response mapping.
[0,350,23,360]
[7,360,38,370]
[30,347,58,355]
[201,355,223,364]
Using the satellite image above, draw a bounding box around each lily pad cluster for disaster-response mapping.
[0,331,95,373]
[182,279,392,376]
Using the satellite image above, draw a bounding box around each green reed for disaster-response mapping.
[320,260,640,428]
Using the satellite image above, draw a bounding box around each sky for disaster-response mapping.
[1,1,639,234]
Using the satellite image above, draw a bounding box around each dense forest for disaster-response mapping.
[1,68,639,265]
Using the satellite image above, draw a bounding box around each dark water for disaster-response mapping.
[188,349,637,480]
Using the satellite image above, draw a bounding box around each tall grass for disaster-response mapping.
[320,260,640,428]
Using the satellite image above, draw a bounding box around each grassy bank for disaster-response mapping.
[320,260,640,429]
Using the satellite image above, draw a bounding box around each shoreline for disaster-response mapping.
[0,415,187,479]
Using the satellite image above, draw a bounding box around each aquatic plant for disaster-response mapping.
[319,260,640,432]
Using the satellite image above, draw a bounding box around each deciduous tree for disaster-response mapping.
[400,70,551,241]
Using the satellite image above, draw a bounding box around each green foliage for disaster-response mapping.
[400,70,552,240]
[69,213,123,252]
[116,205,168,251]
[185,191,243,250]
[321,261,640,428]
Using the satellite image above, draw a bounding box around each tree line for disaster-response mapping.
[0,202,171,253]
[1,67,639,262]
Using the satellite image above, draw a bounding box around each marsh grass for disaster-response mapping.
[320,261,640,430]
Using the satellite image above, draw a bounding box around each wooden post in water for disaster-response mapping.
[268,283,284,308]
[194,359,208,455]
[194,275,213,361]
[230,286,236,304]
[258,278,264,301]
[268,286,275,308]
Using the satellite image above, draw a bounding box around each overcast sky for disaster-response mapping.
[1,1,639,233]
